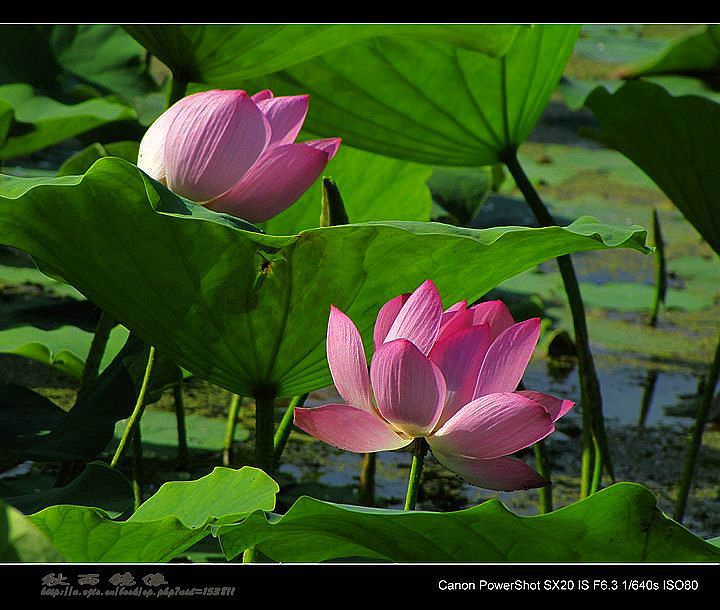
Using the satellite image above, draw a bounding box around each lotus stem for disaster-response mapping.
[76,310,114,400]
[132,424,144,510]
[404,439,428,511]
[110,346,156,469]
[243,393,276,566]
[254,395,276,474]
[273,393,308,470]
[649,208,667,327]
[223,394,242,467]
[674,331,720,522]
[637,369,659,428]
[502,151,610,499]
[533,441,553,513]
[359,453,377,507]
[591,436,603,493]
[173,383,188,470]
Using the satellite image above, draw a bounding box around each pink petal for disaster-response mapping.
[251,89,273,103]
[429,324,492,426]
[294,403,410,453]
[256,95,310,147]
[384,280,443,355]
[305,137,342,159]
[370,339,446,437]
[206,138,340,223]
[138,106,175,182]
[326,306,373,412]
[431,451,549,491]
[471,300,516,340]
[164,90,271,202]
[430,392,554,460]
[137,92,202,182]
[437,303,474,342]
[518,390,575,422]
[472,318,541,398]
[373,293,410,351]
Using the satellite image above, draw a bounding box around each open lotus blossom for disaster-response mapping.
[294,280,575,491]
[137,89,341,223]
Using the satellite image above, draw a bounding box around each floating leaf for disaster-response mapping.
[0,324,129,378]
[0,158,649,397]
[217,483,720,562]
[27,467,277,562]
[109,408,248,458]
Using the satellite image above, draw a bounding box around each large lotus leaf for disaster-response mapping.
[0,158,649,397]
[51,25,157,97]
[580,80,720,256]
[0,25,59,89]
[217,483,720,562]
[0,384,66,450]
[124,24,521,83]
[0,334,177,462]
[0,84,136,160]
[0,501,64,562]
[0,25,156,98]
[618,25,720,77]
[3,462,132,517]
[265,143,433,235]
[57,140,140,177]
[230,25,580,166]
[27,467,277,562]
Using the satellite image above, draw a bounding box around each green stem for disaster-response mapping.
[637,369,659,428]
[132,424,143,510]
[533,441,553,513]
[503,151,609,499]
[590,436,603,493]
[243,394,276,565]
[173,384,188,470]
[359,453,377,507]
[649,208,667,327]
[223,394,242,467]
[76,310,114,400]
[674,332,720,522]
[110,346,156,469]
[254,395,276,474]
[404,439,428,511]
[273,393,308,470]
[166,76,187,108]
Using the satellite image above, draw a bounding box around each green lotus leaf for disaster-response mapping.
[0,158,649,397]
[217,483,720,562]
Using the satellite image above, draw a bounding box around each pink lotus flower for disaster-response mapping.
[294,280,574,491]
[138,89,341,223]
